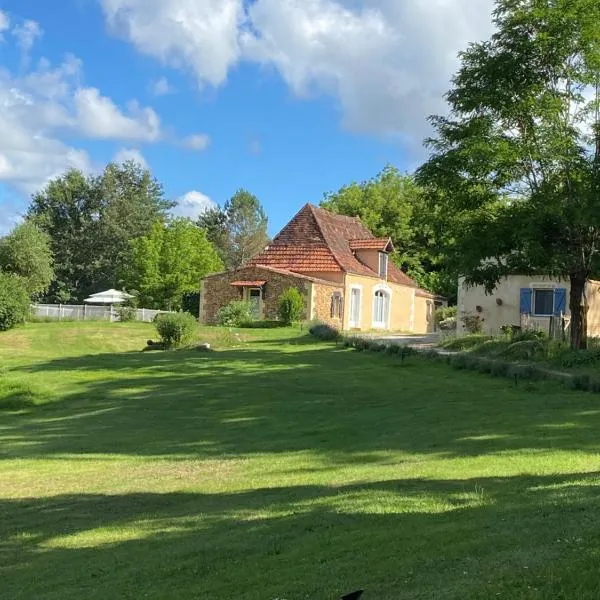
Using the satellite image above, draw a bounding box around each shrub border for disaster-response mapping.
[309,323,600,394]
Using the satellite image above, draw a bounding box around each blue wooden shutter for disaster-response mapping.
[520,288,532,315]
[554,288,567,315]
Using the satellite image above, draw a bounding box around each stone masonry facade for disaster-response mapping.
[202,267,312,323]
[312,282,344,327]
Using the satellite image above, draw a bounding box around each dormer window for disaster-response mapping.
[378,252,388,279]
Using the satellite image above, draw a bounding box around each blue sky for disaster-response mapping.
[0,0,494,235]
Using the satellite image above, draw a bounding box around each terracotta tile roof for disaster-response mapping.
[247,203,425,290]
[387,263,420,288]
[248,245,341,272]
[349,238,394,251]
[230,280,266,287]
[416,288,436,299]
[253,265,343,287]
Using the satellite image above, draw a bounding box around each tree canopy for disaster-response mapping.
[0,221,54,298]
[321,166,455,300]
[417,0,600,348]
[28,161,173,303]
[120,218,223,311]
[198,189,269,270]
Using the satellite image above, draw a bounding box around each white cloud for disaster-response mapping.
[0,10,10,34]
[151,76,175,96]
[74,87,161,141]
[0,48,164,198]
[101,0,495,144]
[113,148,148,169]
[12,19,42,57]
[182,133,210,151]
[0,63,92,195]
[102,0,245,87]
[171,190,216,219]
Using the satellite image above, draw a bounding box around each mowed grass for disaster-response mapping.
[2,323,600,599]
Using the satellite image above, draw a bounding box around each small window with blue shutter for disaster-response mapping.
[519,288,532,315]
[554,288,567,316]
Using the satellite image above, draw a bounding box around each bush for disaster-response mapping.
[0,274,31,331]
[154,312,197,348]
[239,320,285,329]
[490,360,510,378]
[559,347,600,368]
[116,305,137,322]
[461,314,483,334]
[501,340,546,360]
[309,322,340,341]
[435,306,457,325]
[216,301,253,327]
[439,317,457,331]
[442,334,494,351]
[277,288,304,325]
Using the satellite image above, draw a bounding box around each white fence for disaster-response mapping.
[31,304,171,323]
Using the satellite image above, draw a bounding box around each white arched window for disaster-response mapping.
[373,288,391,329]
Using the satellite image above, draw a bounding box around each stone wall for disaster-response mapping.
[202,267,313,323]
[312,283,344,328]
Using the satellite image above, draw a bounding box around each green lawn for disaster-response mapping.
[2,322,600,599]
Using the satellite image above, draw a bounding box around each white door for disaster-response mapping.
[349,288,361,328]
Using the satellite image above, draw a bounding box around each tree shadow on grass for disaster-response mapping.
[1,345,600,460]
[2,472,600,599]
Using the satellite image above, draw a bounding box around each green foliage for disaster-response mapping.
[115,305,137,322]
[309,323,340,341]
[442,335,495,351]
[198,189,269,269]
[121,219,222,311]
[435,305,456,325]
[0,221,54,298]
[0,273,31,331]
[510,329,546,343]
[417,0,600,349]
[216,301,254,327]
[559,348,600,369]
[461,315,483,334]
[321,166,455,299]
[28,163,172,303]
[239,320,286,329]
[277,287,304,325]
[153,313,197,348]
[500,340,546,361]
[181,292,200,317]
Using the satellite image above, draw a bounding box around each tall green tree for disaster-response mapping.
[417,0,600,349]
[196,207,229,265]
[0,221,54,298]
[28,161,172,303]
[197,189,269,269]
[121,218,222,310]
[321,166,455,299]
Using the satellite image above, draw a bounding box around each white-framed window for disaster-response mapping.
[372,287,391,329]
[378,252,388,279]
[349,286,362,328]
[533,289,554,316]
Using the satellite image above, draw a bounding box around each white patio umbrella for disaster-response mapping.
[83,289,134,305]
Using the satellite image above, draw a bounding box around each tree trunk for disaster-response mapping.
[569,273,588,350]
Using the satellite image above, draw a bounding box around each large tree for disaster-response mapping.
[321,166,455,299]
[120,218,223,310]
[28,161,173,303]
[197,189,269,269]
[0,221,54,298]
[418,0,600,349]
